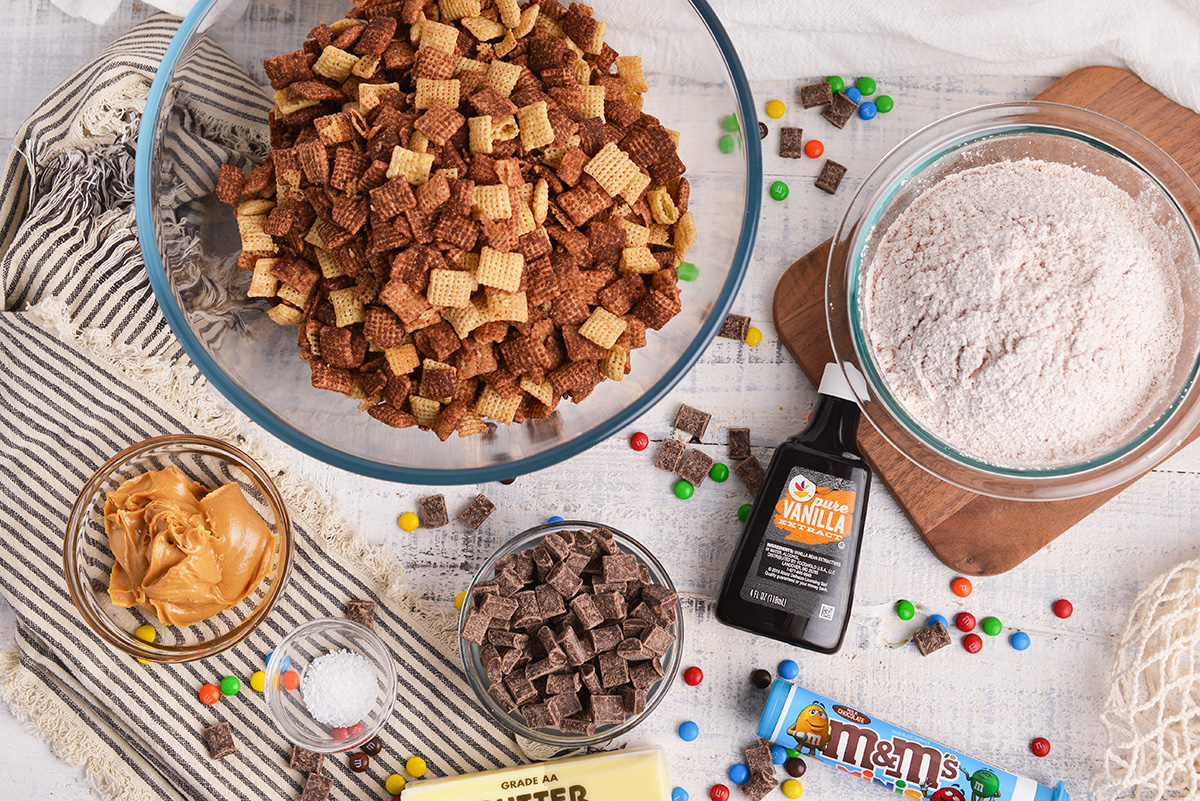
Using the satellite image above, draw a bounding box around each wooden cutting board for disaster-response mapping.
[772,66,1200,576]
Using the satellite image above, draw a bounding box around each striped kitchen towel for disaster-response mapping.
[0,14,520,801]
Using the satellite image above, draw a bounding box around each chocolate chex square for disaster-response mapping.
[419,494,449,528]
[460,493,496,529]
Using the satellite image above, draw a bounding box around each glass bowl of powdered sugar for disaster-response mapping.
[264,618,397,752]
[828,102,1200,500]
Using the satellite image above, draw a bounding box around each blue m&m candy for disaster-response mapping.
[1010,631,1031,651]
[673,789,689,801]
[678,721,700,741]
[844,87,862,103]
[778,659,799,680]
[858,101,878,120]
[728,764,750,785]
[548,516,564,523]
[927,614,949,629]
[770,745,788,765]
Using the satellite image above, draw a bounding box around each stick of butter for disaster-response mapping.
[403,746,671,801]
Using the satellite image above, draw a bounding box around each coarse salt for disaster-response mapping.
[301,649,377,728]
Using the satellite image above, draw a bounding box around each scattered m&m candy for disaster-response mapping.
[751,668,772,688]
[134,624,156,643]
[281,670,300,690]
[547,515,565,523]
[728,764,750,785]
[951,577,973,597]
[684,666,704,686]
[927,614,949,628]
[875,95,895,113]
[710,463,729,482]
[386,774,407,795]
[981,616,1002,636]
[455,590,467,610]
[963,633,983,654]
[826,76,845,93]
[769,181,789,201]
[678,720,700,741]
[348,752,370,772]
[630,431,649,451]
[362,736,383,756]
[766,99,786,119]
[770,745,788,765]
[722,114,739,132]
[1010,631,1031,651]
[331,726,349,741]
[778,659,799,680]
[677,262,699,281]
[895,600,915,620]
[782,779,804,799]
[398,511,419,532]
[673,789,690,801]
[744,327,763,346]
[407,756,428,777]
[1053,599,1073,619]
[199,683,220,705]
[738,503,753,522]
[803,140,823,159]
[1030,737,1051,757]
[758,122,768,139]
[348,722,364,738]
[858,102,877,120]
[710,784,730,801]
[250,671,266,692]
[955,612,977,632]
[718,134,735,154]
[844,87,862,103]
[674,480,695,500]
[855,77,877,96]
[785,756,807,777]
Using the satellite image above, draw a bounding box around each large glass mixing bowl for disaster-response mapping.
[827,102,1200,500]
[135,0,759,484]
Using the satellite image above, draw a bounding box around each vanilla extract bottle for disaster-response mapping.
[716,363,872,653]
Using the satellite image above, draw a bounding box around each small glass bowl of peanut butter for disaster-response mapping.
[64,435,293,662]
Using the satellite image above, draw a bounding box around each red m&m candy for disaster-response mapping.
[1053,599,1073,619]
[630,432,649,451]
[963,633,983,654]
[1030,737,1051,757]
[683,666,704,686]
[331,727,349,741]
[955,612,976,632]
[348,722,364,738]
[710,785,730,801]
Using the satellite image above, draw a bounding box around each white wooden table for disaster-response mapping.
[4,2,1197,799]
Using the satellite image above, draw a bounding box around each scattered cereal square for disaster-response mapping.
[299,773,334,801]
[799,81,834,109]
[822,92,859,129]
[654,438,685,473]
[728,427,751,461]
[717,313,750,341]
[419,494,450,528]
[677,449,714,487]
[346,599,376,630]
[289,745,324,774]
[914,622,952,656]
[778,126,804,159]
[735,455,766,495]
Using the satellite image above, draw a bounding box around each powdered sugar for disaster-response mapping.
[301,649,377,728]
[863,158,1183,467]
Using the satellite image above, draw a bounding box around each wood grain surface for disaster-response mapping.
[772,66,1200,576]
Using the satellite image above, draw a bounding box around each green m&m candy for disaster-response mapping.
[855,76,877,96]
[769,181,789,201]
[722,114,740,132]
[220,675,241,696]
[875,95,894,113]
[674,480,695,500]
[738,503,752,522]
[710,462,729,482]
[895,600,915,620]
[719,134,735,154]
[677,261,699,281]
[982,616,1002,636]
[826,75,845,93]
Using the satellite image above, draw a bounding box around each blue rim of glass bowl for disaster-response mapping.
[135,0,761,485]
[843,110,1200,478]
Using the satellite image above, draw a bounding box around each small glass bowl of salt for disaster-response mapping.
[264,618,397,752]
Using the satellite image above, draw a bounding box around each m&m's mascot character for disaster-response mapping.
[925,786,967,801]
[969,770,1001,801]
[786,703,831,755]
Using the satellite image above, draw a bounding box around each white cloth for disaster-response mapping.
[51,0,1200,113]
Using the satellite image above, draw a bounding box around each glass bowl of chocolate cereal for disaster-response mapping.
[458,521,682,747]
[134,0,761,484]
[63,435,294,662]
[827,102,1200,500]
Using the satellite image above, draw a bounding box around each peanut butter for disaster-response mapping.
[105,466,276,626]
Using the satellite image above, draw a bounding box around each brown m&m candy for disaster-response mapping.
[361,736,383,756]
[348,752,370,773]
[784,757,807,778]
[750,669,772,689]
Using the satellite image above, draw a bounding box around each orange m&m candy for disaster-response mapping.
[281,670,300,690]
[951,577,973,597]
[199,683,220,705]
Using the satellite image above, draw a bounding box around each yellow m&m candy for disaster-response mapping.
[386,774,407,795]
[398,512,420,532]
[782,779,803,799]
[250,671,266,692]
[407,756,428,777]
[134,624,156,643]
[765,99,786,119]
[744,327,763,346]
